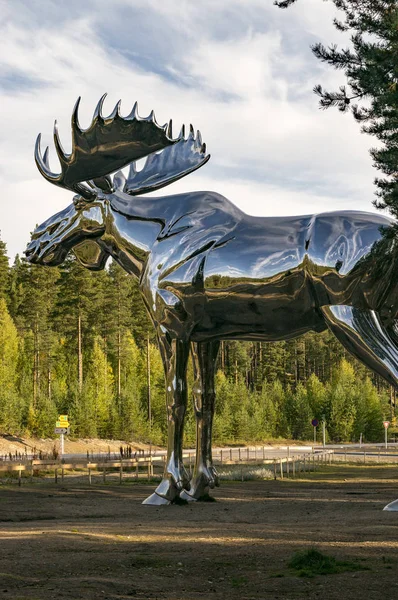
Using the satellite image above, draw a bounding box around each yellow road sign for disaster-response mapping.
[58,415,68,422]
[56,420,70,428]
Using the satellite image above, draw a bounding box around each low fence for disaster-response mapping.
[332,449,398,464]
[1,446,397,487]
[0,448,337,486]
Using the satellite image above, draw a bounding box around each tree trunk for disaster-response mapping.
[78,312,83,393]
[117,329,121,399]
[47,353,51,401]
[33,316,39,408]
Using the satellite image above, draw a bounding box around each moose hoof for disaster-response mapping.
[383,499,398,511]
[179,489,198,502]
[181,471,216,502]
[142,474,188,506]
[142,492,172,506]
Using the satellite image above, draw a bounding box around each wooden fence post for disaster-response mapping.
[55,468,58,484]
[120,460,123,484]
[103,467,106,484]
[280,458,283,479]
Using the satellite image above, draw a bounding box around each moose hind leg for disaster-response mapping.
[321,305,398,388]
[142,337,190,506]
[181,341,220,502]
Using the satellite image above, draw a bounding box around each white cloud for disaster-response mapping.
[0,0,386,261]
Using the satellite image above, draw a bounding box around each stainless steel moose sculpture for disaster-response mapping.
[26,96,398,505]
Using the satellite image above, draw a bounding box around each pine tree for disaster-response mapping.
[75,337,115,438]
[11,260,60,431]
[0,299,21,431]
[8,255,25,324]
[276,0,398,216]
[285,383,313,440]
[107,261,136,399]
[53,256,95,394]
[327,359,357,441]
[0,236,9,303]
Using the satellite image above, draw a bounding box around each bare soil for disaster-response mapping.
[0,465,398,599]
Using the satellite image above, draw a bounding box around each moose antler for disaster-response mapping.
[113,124,210,196]
[35,95,182,200]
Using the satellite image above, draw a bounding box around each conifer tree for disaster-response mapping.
[0,298,21,431]
[0,236,10,303]
[53,256,95,393]
[327,359,357,441]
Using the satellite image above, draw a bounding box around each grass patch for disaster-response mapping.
[172,496,188,506]
[197,493,217,502]
[288,548,369,578]
[130,555,166,569]
[218,466,274,482]
[231,575,248,588]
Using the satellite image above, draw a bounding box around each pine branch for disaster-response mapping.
[313,85,364,112]
[274,0,298,7]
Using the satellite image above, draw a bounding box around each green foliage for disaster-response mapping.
[288,548,368,578]
[0,236,9,303]
[0,298,21,431]
[0,252,393,443]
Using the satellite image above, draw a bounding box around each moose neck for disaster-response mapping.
[99,196,164,278]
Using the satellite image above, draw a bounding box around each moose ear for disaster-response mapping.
[73,240,109,271]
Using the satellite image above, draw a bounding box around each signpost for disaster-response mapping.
[55,415,70,457]
[383,421,390,449]
[311,419,319,444]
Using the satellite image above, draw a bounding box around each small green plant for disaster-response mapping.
[197,493,217,502]
[231,575,248,588]
[288,548,368,578]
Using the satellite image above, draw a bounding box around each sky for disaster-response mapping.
[0,0,386,261]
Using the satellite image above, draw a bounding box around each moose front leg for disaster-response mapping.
[143,336,190,505]
[181,341,220,502]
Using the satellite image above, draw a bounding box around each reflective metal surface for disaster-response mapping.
[26,97,398,505]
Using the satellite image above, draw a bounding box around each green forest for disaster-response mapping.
[0,236,395,446]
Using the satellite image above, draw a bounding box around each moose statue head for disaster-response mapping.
[27,96,398,507]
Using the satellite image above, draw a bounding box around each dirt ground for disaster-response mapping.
[0,465,398,600]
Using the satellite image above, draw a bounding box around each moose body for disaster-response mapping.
[26,97,398,504]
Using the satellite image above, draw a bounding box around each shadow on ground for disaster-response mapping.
[0,466,397,599]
